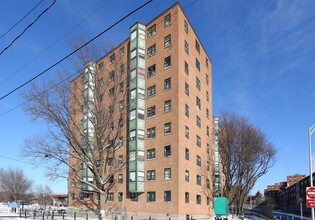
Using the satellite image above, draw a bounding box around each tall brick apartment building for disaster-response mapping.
[68,3,215,218]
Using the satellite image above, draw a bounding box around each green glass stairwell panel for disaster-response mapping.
[129,140,136,151]
[137,182,145,191]
[129,161,136,171]
[137,140,144,150]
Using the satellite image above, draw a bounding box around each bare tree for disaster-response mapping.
[34,185,53,209]
[218,111,276,216]
[0,167,33,202]
[20,39,128,215]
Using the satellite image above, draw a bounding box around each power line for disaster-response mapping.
[0,0,56,56]
[0,70,79,118]
[0,0,201,118]
[0,155,50,168]
[0,0,111,87]
[0,0,45,40]
[0,0,153,101]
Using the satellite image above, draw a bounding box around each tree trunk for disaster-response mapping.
[99,192,106,218]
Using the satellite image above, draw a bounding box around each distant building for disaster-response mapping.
[264,173,314,214]
[286,174,306,186]
[264,182,287,209]
[52,194,68,207]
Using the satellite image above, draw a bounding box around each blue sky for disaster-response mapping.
[0,0,315,195]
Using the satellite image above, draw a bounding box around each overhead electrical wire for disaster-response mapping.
[0,0,45,40]
[0,70,79,118]
[0,0,111,87]
[0,0,201,118]
[0,0,56,56]
[0,155,50,168]
[0,0,153,101]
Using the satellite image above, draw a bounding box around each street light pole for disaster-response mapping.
[309,124,315,220]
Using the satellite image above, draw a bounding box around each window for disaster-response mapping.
[196,58,200,71]
[185,192,189,203]
[185,83,189,96]
[147,192,156,202]
[164,122,171,135]
[205,179,210,189]
[109,105,114,115]
[109,122,114,131]
[147,64,156,77]
[185,170,189,182]
[207,161,210,171]
[185,61,189,74]
[195,40,200,53]
[207,143,210,154]
[119,47,124,57]
[196,96,201,109]
[147,149,156,159]
[196,77,201,90]
[197,175,201,185]
[79,192,84,201]
[147,24,156,37]
[164,77,171,90]
[206,91,209,102]
[207,197,210,206]
[118,65,124,75]
[109,53,116,64]
[206,74,209,85]
[197,155,201,167]
[185,126,189,139]
[164,168,171,180]
[185,148,189,160]
[98,62,104,71]
[196,195,201,205]
[108,193,114,202]
[164,100,171,112]
[118,192,123,202]
[184,20,189,33]
[147,170,156,181]
[118,174,123,183]
[185,104,189,117]
[164,34,171,47]
[196,135,201,147]
[118,155,123,165]
[108,158,113,166]
[164,145,171,157]
[108,71,115,81]
[109,87,114,96]
[97,78,104,87]
[147,85,156,97]
[119,100,124,110]
[164,14,171,26]
[164,56,171,68]
[119,82,124,91]
[131,193,138,202]
[147,105,156,118]
[147,44,156,57]
[206,57,209,68]
[147,127,156,139]
[196,116,201,128]
[164,191,171,202]
[206,108,209,119]
[206,126,209,136]
[184,40,189,54]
